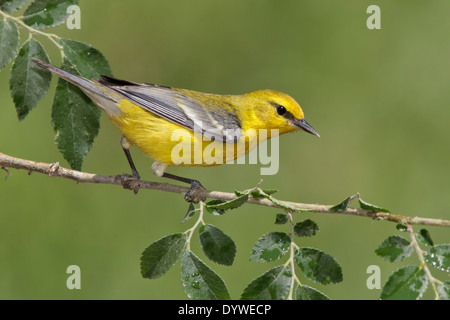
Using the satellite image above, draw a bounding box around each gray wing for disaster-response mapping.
[97,76,241,143]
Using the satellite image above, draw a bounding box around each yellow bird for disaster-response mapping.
[32,58,319,201]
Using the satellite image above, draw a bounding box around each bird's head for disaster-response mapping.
[241,89,319,137]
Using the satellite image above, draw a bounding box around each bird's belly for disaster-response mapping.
[109,99,258,167]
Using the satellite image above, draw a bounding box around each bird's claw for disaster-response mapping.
[184,180,206,203]
[120,173,140,194]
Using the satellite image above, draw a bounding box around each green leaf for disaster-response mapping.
[240,265,292,300]
[274,213,288,225]
[375,236,413,262]
[0,0,29,13]
[23,0,79,29]
[417,229,434,247]
[205,193,248,211]
[140,233,187,279]
[250,188,278,198]
[181,202,196,223]
[437,281,450,300]
[329,196,352,212]
[58,38,112,79]
[51,59,101,170]
[249,188,310,212]
[396,224,407,232]
[181,250,231,300]
[359,198,390,213]
[250,232,290,263]
[262,189,278,195]
[0,20,19,71]
[199,224,236,266]
[9,38,51,120]
[294,219,319,237]
[204,199,225,215]
[424,244,450,273]
[380,266,428,300]
[294,248,343,285]
[295,285,330,300]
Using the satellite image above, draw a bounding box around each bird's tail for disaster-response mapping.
[32,58,121,115]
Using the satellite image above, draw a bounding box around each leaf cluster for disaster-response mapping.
[375,226,449,300]
[141,188,343,300]
[1,0,111,170]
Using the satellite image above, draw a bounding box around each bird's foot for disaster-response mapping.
[120,173,140,195]
[184,180,206,203]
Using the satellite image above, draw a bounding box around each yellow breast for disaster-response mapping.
[109,99,263,167]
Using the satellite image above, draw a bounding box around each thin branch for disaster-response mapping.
[0,9,63,50]
[1,152,450,227]
[184,201,205,251]
[407,223,440,300]
[286,211,301,300]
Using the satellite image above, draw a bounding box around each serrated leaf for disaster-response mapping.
[375,236,413,262]
[359,198,390,213]
[274,213,288,225]
[205,193,248,211]
[424,244,450,273]
[294,248,343,285]
[51,58,101,170]
[0,20,19,70]
[0,0,29,13]
[417,229,434,247]
[240,265,292,300]
[199,224,236,266]
[9,38,51,120]
[250,189,263,198]
[250,232,290,263]
[249,189,309,212]
[140,233,187,279]
[295,285,330,300]
[437,281,450,300]
[204,199,225,215]
[329,196,351,212]
[181,202,196,223]
[380,266,428,300]
[58,38,112,79]
[234,189,248,197]
[294,219,319,237]
[181,250,231,300]
[251,188,278,198]
[23,0,79,29]
[262,189,278,195]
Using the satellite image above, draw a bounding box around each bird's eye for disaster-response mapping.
[276,105,287,116]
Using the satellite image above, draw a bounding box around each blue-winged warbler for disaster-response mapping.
[32,58,319,201]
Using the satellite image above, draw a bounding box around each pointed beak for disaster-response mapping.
[291,118,320,137]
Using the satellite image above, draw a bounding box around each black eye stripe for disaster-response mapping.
[270,102,296,120]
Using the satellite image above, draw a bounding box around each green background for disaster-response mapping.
[1,0,449,299]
